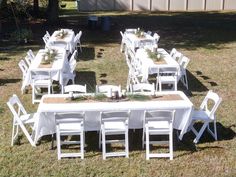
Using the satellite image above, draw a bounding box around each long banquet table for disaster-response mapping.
[47,29,75,53]
[124,31,156,53]
[135,48,182,82]
[21,48,68,92]
[33,91,193,144]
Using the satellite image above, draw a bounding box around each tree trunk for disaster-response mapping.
[47,0,59,24]
[0,0,7,10]
[33,0,39,17]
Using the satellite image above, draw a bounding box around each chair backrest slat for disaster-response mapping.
[200,90,222,119]
[64,84,87,94]
[145,110,175,123]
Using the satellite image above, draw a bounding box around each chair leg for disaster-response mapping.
[56,127,61,160]
[142,128,145,149]
[146,127,150,160]
[125,129,129,158]
[81,131,84,159]
[102,130,106,160]
[207,120,218,141]
[193,122,209,144]
[184,74,188,90]
[159,81,162,92]
[11,122,16,146]
[214,120,218,140]
[169,129,173,160]
[174,81,177,91]
[51,134,54,150]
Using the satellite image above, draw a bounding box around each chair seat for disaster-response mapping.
[59,123,83,133]
[147,121,169,129]
[147,121,170,134]
[33,79,51,86]
[104,122,126,130]
[158,76,176,82]
[20,113,36,124]
[192,110,211,121]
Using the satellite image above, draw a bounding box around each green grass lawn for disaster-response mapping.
[0,4,236,177]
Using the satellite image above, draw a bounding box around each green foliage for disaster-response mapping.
[0,107,4,113]
[146,48,162,62]
[10,28,33,42]
[127,94,151,101]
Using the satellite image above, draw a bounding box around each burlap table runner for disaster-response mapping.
[154,60,166,64]
[152,94,183,101]
[43,94,183,104]
[38,63,53,68]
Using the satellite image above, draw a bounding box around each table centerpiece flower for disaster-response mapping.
[56,29,68,39]
[41,48,58,65]
[145,47,162,62]
[135,28,145,38]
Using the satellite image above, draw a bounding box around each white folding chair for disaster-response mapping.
[45,31,51,39]
[30,69,54,104]
[143,110,175,160]
[99,111,130,160]
[169,48,177,57]
[62,50,77,87]
[130,83,155,95]
[156,66,178,92]
[153,33,160,44]
[172,50,183,63]
[18,59,28,81]
[42,35,50,48]
[24,53,34,66]
[7,94,36,146]
[64,84,87,94]
[125,49,142,91]
[147,31,152,36]
[190,90,222,143]
[27,49,35,59]
[120,31,127,53]
[74,31,82,53]
[178,56,190,90]
[55,112,85,160]
[96,84,121,98]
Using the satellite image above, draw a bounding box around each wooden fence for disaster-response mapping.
[79,0,236,11]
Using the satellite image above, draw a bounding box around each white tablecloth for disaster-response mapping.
[124,32,156,52]
[34,91,193,143]
[21,49,68,92]
[135,48,182,82]
[48,29,75,53]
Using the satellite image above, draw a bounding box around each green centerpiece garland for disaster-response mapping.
[145,49,162,62]
[69,94,152,102]
[135,28,145,38]
[56,29,68,39]
[41,48,58,64]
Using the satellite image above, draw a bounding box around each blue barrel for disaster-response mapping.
[101,16,111,31]
[88,16,98,30]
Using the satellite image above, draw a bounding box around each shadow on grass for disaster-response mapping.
[36,122,235,157]
[0,79,21,86]
[57,11,236,50]
[75,71,97,92]
[189,122,236,143]
[77,46,95,61]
